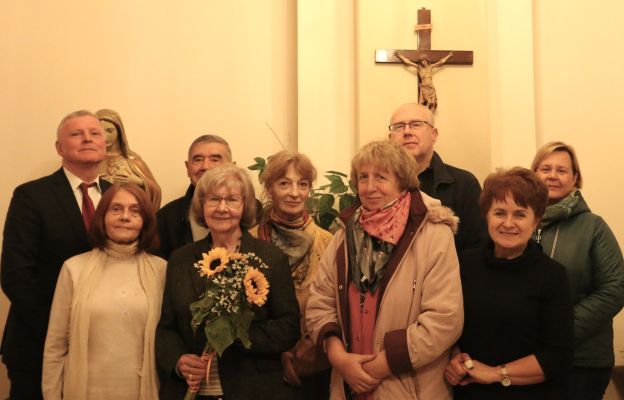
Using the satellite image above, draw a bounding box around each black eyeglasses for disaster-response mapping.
[388,120,434,132]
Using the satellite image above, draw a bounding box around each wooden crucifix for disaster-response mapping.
[376,7,473,111]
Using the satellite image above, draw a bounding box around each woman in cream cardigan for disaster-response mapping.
[250,150,334,399]
[42,183,166,400]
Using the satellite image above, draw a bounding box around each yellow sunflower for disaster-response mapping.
[244,268,270,306]
[229,252,244,261]
[197,247,229,277]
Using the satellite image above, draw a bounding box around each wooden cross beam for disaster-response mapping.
[375,8,473,65]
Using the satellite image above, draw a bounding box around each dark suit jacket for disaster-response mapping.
[0,168,111,370]
[418,151,487,253]
[156,231,301,400]
[156,184,195,260]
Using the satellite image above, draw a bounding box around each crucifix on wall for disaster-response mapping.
[376,7,473,112]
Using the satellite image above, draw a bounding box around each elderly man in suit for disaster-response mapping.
[1,110,111,399]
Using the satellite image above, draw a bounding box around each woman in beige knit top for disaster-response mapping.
[42,184,166,400]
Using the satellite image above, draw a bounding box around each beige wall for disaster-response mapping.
[0,0,622,397]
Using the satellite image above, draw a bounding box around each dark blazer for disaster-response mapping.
[156,230,301,400]
[419,151,487,253]
[156,184,195,260]
[0,168,111,371]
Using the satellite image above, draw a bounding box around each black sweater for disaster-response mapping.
[454,240,574,400]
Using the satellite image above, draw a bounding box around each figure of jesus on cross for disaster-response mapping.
[375,7,473,112]
[395,51,453,112]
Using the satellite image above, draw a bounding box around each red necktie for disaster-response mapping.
[80,182,96,232]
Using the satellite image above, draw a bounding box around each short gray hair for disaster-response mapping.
[190,164,257,229]
[56,110,98,137]
[389,102,435,127]
[188,134,232,162]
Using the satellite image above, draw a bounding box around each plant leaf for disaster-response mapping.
[318,194,335,210]
[319,208,338,230]
[326,170,348,177]
[247,157,266,171]
[339,193,357,211]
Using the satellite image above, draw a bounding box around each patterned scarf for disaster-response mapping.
[359,191,410,245]
[262,209,315,286]
[349,192,411,292]
[539,190,580,228]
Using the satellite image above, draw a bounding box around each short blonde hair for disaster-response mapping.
[191,164,257,229]
[531,141,583,189]
[350,140,420,192]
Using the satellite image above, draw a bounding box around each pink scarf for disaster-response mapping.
[359,192,410,245]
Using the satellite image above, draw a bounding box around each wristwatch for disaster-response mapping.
[500,365,512,387]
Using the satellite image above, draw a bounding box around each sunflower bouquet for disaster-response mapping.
[184,247,270,400]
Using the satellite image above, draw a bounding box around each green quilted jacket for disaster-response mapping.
[535,190,624,367]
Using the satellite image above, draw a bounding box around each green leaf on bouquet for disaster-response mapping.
[190,296,216,332]
[205,315,235,356]
[234,308,255,349]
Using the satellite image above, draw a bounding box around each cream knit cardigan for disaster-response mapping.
[42,244,166,399]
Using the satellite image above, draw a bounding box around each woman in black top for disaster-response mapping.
[445,167,574,400]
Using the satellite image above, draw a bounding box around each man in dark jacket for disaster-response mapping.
[388,103,486,253]
[1,110,111,399]
[157,135,232,259]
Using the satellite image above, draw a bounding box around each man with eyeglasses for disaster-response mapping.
[388,102,486,253]
[157,135,232,259]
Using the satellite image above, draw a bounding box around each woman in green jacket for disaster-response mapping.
[531,141,624,400]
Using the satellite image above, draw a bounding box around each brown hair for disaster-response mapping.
[258,150,317,223]
[530,141,583,189]
[190,164,257,229]
[351,140,420,192]
[479,167,549,220]
[89,183,159,252]
[260,150,317,188]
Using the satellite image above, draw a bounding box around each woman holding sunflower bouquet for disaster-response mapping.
[156,164,300,400]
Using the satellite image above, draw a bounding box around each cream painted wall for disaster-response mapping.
[297,0,356,177]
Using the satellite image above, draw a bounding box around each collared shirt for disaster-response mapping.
[63,167,103,211]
